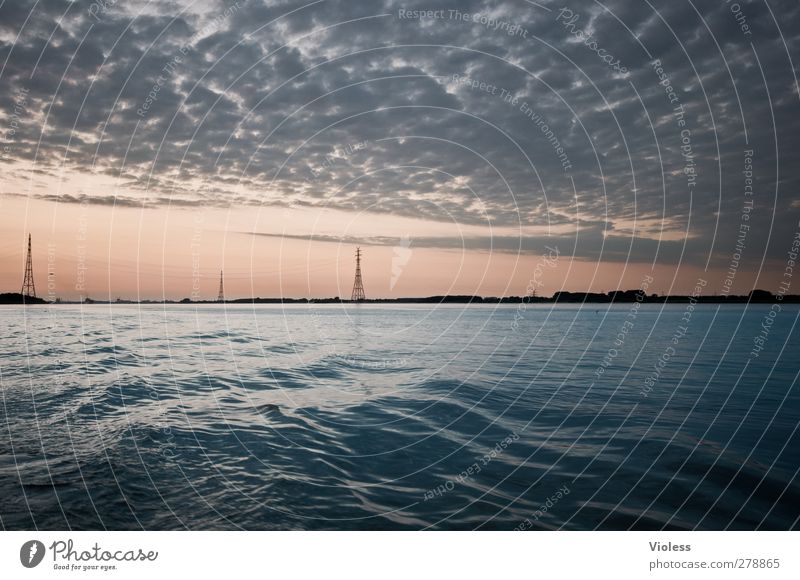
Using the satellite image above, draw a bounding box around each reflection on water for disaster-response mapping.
[1,303,799,530]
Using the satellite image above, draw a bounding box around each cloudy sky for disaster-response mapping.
[0,0,798,299]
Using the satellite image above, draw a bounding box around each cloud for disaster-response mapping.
[1,0,799,274]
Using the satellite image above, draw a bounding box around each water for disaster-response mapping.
[1,303,798,530]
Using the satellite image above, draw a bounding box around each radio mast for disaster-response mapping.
[350,247,365,301]
[21,233,37,298]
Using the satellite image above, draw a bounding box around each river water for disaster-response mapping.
[1,303,798,529]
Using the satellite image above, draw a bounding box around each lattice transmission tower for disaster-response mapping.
[351,247,366,301]
[217,270,224,302]
[21,233,37,298]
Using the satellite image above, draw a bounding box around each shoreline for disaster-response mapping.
[2,292,799,305]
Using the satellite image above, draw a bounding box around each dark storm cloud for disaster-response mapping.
[1,0,799,274]
[245,225,691,263]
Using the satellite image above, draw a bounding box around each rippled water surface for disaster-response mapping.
[1,303,799,530]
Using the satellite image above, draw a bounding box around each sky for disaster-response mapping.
[0,0,798,300]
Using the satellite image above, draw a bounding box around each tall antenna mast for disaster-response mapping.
[217,270,224,302]
[21,233,37,298]
[351,247,365,301]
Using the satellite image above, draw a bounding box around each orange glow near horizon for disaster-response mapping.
[0,195,765,300]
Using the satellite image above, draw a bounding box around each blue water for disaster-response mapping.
[1,303,798,530]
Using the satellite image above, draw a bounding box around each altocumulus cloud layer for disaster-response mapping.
[1,0,799,273]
